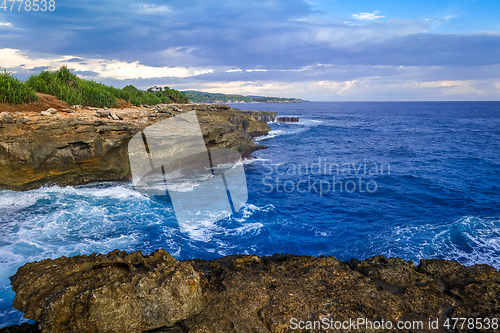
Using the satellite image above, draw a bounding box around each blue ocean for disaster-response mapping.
[1,102,500,327]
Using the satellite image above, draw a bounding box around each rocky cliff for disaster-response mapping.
[0,104,275,191]
[4,250,500,333]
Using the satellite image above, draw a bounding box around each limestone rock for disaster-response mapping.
[7,252,500,333]
[136,117,149,124]
[109,111,122,120]
[40,111,52,116]
[96,109,110,117]
[0,112,14,124]
[61,108,74,113]
[46,108,57,114]
[0,105,272,190]
[10,250,203,333]
[15,116,30,124]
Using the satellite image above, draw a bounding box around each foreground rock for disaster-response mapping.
[0,112,14,124]
[6,251,500,332]
[0,104,275,191]
[10,250,203,333]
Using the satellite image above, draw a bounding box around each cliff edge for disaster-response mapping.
[0,104,275,191]
[4,250,500,332]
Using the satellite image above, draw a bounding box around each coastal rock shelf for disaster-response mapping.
[0,104,276,191]
[254,115,299,123]
[4,250,500,332]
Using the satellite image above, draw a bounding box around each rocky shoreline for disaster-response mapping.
[2,102,499,333]
[0,104,276,191]
[3,250,500,332]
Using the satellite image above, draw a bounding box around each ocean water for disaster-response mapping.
[1,101,500,327]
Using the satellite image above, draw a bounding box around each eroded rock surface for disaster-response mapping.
[6,251,500,333]
[10,250,203,333]
[0,104,275,190]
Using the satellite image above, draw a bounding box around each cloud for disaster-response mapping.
[136,3,172,14]
[0,0,498,100]
[0,1,497,71]
[352,11,385,21]
[0,48,213,80]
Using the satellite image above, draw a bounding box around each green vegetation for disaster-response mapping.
[0,66,189,107]
[118,85,190,107]
[183,90,304,104]
[0,70,38,104]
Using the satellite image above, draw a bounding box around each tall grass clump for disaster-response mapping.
[0,70,38,104]
[2,66,189,107]
[25,66,190,107]
[26,66,117,108]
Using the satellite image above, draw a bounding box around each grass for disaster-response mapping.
[0,70,38,104]
[0,66,190,107]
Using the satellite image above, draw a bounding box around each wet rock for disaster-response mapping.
[255,115,276,122]
[276,116,299,123]
[8,252,500,333]
[0,112,14,124]
[15,116,30,124]
[0,323,40,333]
[10,250,203,333]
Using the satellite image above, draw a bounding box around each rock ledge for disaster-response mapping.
[5,251,500,333]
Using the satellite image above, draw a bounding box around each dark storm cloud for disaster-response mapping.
[2,0,499,72]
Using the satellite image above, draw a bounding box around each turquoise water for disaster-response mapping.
[1,102,500,327]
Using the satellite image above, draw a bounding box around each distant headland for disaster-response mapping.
[182,90,306,104]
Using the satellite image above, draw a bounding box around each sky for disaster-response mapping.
[0,0,499,101]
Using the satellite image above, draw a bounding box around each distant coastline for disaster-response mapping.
[182,90,305,104]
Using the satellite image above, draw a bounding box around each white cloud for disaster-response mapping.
[352,10,384,21]
[184,79,358,99]
[172,75,500,101]
[304,19,431,47]
[136,4,172,14]
[0,22,12,26]
[1,48,499,101]
[0,48,213,79]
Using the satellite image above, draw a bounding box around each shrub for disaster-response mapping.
[0,70,38,104]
